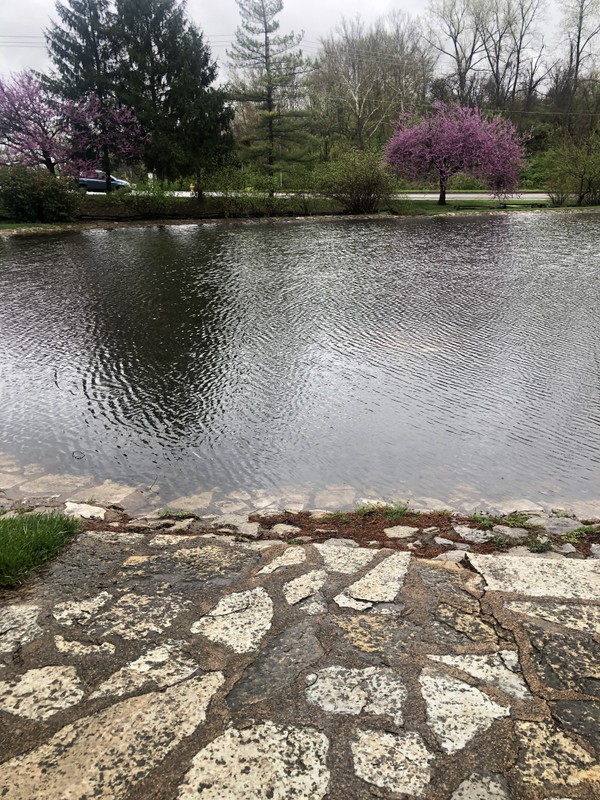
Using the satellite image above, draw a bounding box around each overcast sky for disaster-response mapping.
[0,0,419,78]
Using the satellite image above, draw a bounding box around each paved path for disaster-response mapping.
[1,527,599,799]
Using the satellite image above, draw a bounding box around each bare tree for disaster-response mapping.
[308,14,435,148]
[426,0,487,103]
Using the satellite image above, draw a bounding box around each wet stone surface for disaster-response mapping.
[1,529,600,799]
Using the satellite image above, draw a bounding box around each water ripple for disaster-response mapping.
[1,213,600,501]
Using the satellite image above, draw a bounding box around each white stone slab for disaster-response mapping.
[420,669,510,754]
[52,592,112,626]
[90,593,190,640]
[283,570,327,606]
[0,666,84,720]
[54,636,115,656]
[0,673,224,799]
[91,643,198,699]
[467,554,600,599]
[453,525,494,544]
[64,501,107,520]
[0,606,42,655]
[258,547,306,574]
[149,534,202,547]
[314,542,376,574]
[351,729,434,796]
[451,772,511,799]
[428,651,530,700]
[506,600,600,635]
[384,525,419,539]
[177,721,330,800]
[306,666,407,725]
[339,552,411,604]
[191,587,273,653]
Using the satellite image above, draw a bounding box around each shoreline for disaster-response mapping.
[1,203,597,239]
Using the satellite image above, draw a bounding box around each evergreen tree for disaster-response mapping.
[228,0,312,186]
[114,0,233,183]
[45,0,117,189]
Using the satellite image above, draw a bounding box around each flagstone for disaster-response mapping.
[420,669,510,754]
[191,587,273,653]
[177,721,330,800]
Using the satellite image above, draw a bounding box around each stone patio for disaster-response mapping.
[1,527,599,799]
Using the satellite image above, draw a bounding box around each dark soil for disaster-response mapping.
[77,505,599,559]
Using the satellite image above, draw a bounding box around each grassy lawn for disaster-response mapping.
[0,513,81,588]
[387,198,550,216]
[0,222,55,230]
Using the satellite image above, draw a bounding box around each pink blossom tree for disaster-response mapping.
[0,71,74,174]
[0,71,144,185]
[385,103,526,205]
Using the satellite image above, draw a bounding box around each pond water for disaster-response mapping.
[1,213,599,507]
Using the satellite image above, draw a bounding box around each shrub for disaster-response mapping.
[315,147,393,214]
[104,181,173,217]
[0,166,80,222]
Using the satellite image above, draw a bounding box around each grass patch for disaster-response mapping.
[489,535,511,550]
[324,511,352,524]
[0,513,81,588]
[525,535,552,553]
[562,525,596,544]
[469,512,497,530]
[354,504,381,519]
[158,508,193,519]
[383,503,411,521]
[502,513,532,528]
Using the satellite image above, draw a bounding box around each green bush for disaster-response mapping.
[315,147,393,214]
[449,171,484,190]
[104,181,174,217]
[0,167,80,223]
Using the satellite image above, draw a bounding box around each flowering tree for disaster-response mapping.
[0,72,74,174]
[385,103,526,205]
[0,71,144,183]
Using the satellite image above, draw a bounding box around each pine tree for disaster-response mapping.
[45,0,117,189]
[113,0,233,182]
[228,0,312,187]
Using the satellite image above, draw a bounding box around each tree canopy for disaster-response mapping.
[385,102,525,203]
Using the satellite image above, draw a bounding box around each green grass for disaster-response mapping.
[525,535,552,553]
[354,504,381,519]
[324,511,352,524]
[383,503,411,521]
[489,535,511,550]
[0,221,51,230]
[469,512,497,530]
[158,508,193,519]
[562,525,597,544]
[0,513,81,588]
[502,513,532,528]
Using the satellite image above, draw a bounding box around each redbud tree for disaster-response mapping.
[0,71,143,181]
[385,103,526,205]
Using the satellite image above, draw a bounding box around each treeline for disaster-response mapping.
[2,0,600,198]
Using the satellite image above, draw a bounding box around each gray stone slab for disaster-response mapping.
[467,554,600,599]
[228,621,324,709]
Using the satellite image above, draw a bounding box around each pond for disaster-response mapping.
[1,213,599,508]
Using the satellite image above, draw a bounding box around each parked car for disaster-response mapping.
[77,171,131,192]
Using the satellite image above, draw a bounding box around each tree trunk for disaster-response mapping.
[103,143,112,193]
[438,175,447,205]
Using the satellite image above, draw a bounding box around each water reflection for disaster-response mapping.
[1,213,599,502]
